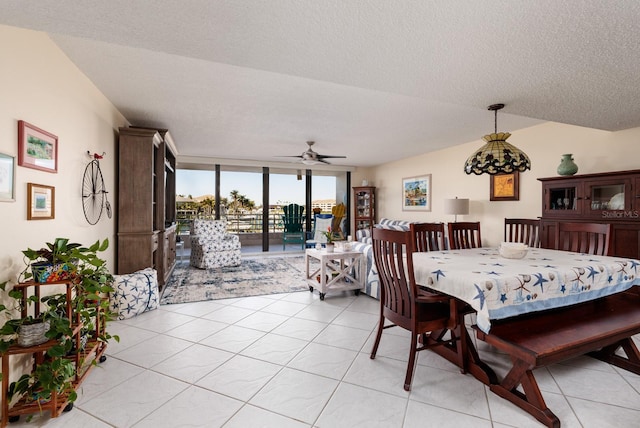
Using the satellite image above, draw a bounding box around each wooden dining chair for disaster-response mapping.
[371,228,457,391]
[504,218,541,248]
[410,222,475,315]
[410,222,447,252]
[555,222,612,255]
[447,222,482,250]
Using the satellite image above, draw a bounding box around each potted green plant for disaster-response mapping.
[0,237,118,412]
[68,239,118,344]
[21,238,82,283]
[19,238,118,343]
[322,227,335,252]
[0,285,76,407]
[5,312,76,408]
[0,283,62,351]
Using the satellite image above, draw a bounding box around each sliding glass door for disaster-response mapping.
[176,165,347,253]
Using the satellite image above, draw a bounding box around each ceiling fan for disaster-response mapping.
[285,141,346,165]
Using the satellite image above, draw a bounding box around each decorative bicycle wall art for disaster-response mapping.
[82,151,111,225]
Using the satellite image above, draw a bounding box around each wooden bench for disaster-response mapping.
[473,289,640,428]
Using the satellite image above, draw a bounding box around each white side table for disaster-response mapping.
[305,248,364,300]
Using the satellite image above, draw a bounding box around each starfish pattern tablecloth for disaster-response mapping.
[413,247,640,333]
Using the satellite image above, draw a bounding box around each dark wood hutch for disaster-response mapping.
[538,169,640,259]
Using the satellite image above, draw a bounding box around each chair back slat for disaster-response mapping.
[410,222,446,251]
[447,222,482,250]
[504,218,541,248]
[372,228,416,321]
[556,222,612,255]
[282,203,305,232]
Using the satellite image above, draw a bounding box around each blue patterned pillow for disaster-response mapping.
[376,218,412,231]
[110,268,159,320]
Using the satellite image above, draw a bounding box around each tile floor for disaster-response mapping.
[12,288,640,427]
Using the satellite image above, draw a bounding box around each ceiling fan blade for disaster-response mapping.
[317,154,346,160]
[279,141,345,165]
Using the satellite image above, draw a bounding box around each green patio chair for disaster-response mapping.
[282,203,305,250]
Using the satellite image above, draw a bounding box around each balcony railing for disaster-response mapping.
[177,210,311,234]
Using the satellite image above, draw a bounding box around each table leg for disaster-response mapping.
[425,324,496,386]
[426,323,558,427]
[424,299,497,385]
[488,359,560,428]
[320,257,327,300]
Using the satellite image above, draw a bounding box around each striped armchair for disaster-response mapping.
[352,218,416,299]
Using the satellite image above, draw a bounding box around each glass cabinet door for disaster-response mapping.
[356,191,371,217]
[354,187,375,230]
[584,178,630,214]
[544,184,581,215]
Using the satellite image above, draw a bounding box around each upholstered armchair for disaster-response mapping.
[189,219,241,269]
[306,214,334,248]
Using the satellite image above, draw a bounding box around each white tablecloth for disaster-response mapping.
[413,248,640,333]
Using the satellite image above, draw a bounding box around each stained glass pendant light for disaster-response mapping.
[464,104,531,175]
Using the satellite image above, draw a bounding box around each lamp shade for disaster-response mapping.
[464,132,531,175]
[444,198,469,215]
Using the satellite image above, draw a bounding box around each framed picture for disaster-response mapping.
[490,171,519,201]
[0,153,16,202]
[18,120,58,173]
[402,174,431,211]
[27,183,55,220]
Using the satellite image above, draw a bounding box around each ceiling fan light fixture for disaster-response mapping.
[282,140,346,166]
[464,104,531,175]
[301,159,321,165]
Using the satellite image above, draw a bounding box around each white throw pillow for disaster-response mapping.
[110,268,159,320]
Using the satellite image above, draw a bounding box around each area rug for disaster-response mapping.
[160,255,312,304]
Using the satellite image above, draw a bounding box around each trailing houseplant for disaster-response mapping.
[20,238,83,283]
[0,237,118,409]
[0,284,76,406]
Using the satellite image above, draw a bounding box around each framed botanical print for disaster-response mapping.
[27,183,55,220]
[18,120,58,173]
[402,174,431,211]
[490,171,519,201]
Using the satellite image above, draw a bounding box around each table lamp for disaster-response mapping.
[444,197,469,222]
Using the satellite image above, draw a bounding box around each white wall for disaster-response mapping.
[353,121,637,247]
[0,25,127,285]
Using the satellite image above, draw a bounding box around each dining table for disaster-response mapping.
[412,246,640,427]
[413,247,640,333]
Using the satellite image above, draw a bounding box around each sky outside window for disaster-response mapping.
[177,169,336,205]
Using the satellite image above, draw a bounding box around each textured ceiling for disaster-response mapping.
[2,1,639,168]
